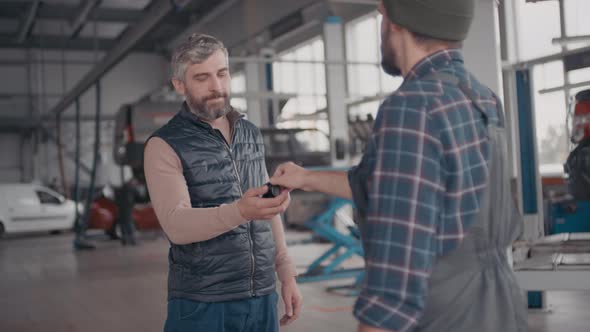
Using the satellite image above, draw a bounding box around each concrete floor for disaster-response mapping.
[1,230,589,332]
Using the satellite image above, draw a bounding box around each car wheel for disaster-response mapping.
[50,230,62,235]
[0,222,5,237]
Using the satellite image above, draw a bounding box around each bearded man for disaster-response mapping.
[144,33,302,332]
[270,1,527,331]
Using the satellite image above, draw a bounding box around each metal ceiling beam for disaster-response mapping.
[0,34,121,51]
[48,0,190,117]
[16,0,40,43]
[0,59,100,66]
[0,3,186,25]
[167,0,250,51]
[39,5,142,23]
[70,0,102,38]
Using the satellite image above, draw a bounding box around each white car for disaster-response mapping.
[0,183,78,236]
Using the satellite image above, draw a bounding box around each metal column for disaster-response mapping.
[323,16,350,167]
[245,60,265,127]
[516,69,546,309]
[263,49,276,126]
[73,98,82,245]
[558,0,571,122]
[74,81,102,251]
[515,69,544,239]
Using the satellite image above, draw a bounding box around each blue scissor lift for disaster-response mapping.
[295,197,365,295]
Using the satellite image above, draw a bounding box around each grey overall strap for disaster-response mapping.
[423,71,498,127]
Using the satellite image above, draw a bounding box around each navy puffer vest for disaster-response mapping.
[150,103,276,302]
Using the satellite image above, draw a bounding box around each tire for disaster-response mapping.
[0,222,5,237]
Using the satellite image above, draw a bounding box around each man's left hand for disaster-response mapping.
[280,277,303,326]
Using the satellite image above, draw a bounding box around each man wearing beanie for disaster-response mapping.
[270,0,527,331]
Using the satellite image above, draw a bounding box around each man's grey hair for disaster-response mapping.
[171,33,228,81]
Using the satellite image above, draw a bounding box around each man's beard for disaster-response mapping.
[381,29,402,77]
[186,91,230,121]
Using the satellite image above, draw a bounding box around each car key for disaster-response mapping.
[262,182,282,198]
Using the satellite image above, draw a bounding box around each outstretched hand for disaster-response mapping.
[236,184,290,220]
[270,162,312,192]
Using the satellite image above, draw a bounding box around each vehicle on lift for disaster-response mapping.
[0,183,78,236]
[91,98,176,241]
[113,100,177,171]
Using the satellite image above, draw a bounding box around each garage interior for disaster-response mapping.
[1,0,590,331]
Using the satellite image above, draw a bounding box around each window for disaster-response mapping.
[273,37,327,121]
[564,0,590,51]
[36,190,62,205]
[294,130,330,153]
[272,37,329,150]
[230,71,247,110]
[510,1,578,173]
[514,1,561,61]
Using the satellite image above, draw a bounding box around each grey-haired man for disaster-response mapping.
[144,33,302,332]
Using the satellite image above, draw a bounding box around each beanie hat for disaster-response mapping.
[382,0,475,41]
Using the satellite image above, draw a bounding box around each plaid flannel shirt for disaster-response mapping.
[349,49,499,331]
